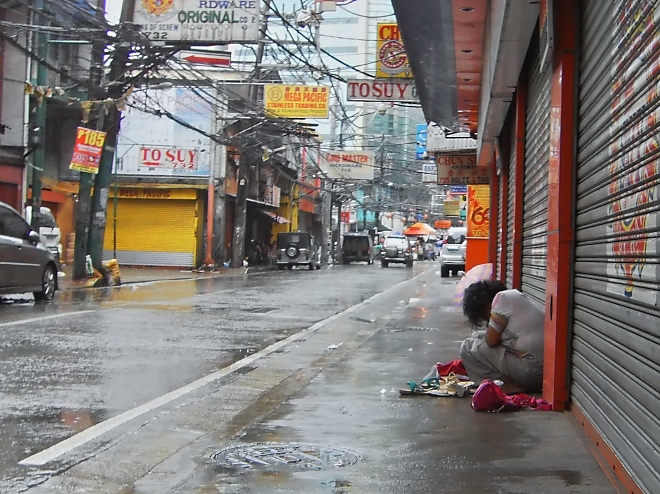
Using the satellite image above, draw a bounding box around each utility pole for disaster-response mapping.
[72,0,107,280]
[232,0,271,268]
[87,0,133,270]
[29,0,49,232]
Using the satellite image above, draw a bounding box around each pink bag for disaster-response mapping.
[471,380,552,412]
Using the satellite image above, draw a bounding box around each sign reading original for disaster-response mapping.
[346,79,418,102]
[435,152,490,185]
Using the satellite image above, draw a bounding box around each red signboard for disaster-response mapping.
[69,127,107,174]
[341,211,350,223]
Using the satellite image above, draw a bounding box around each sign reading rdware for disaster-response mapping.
[320,151,374,180]
[133,0,260,43]
[264,84,329,118]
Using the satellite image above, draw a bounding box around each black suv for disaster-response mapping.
[276,232,321,270]
[381,235,414,268]
[342,232,374,264]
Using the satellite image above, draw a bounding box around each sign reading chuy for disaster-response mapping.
[377,23,411,79]
[69,127,107,174]
[320,151,374,180]
[133,0,260,43]
[264,85,329,119]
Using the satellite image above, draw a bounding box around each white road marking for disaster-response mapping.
[20,268,430,466]
[0,311,95,328]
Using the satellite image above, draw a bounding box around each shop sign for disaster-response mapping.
[434,220,452,229]
[320,151,374,180]
[376,23,411,78]
[113,188,197,200]
[264,185,281,207]
[467,185,490,238]
[264,85,329,118]
[416,124,427,159]
[443,199,459,217]
[421,162,437,183]
[346,79,418,102]
[133,0,260,43]
[341,211,350,223]
[140,147,199,170]
[435,152,490,185]
[69,127,107,174]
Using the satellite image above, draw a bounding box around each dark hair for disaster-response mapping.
[462,280,507,327]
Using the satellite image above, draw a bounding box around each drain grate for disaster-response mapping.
[210,443,360,471]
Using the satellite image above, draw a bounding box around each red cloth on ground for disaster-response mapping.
[471,380,552,412]
[436,359,468,378]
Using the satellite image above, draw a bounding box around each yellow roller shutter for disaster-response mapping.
[103,198,198,267]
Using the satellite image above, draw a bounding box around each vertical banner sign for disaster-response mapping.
[69,127,107,174]
[416,124,427,159]
[467,185,490,238]
[376,23,412,78]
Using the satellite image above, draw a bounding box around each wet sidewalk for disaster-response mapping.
[32,265,618,493]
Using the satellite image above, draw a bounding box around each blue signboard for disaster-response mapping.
[416,124,427,160]
[449,185,468,194]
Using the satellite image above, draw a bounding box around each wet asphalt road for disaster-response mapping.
[0,262,432,492]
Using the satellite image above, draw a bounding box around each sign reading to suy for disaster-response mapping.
[467,185,490,238]
[69,127,107,174]
[133,0,260,43]
[346,79,418,102]
[320,151,374,180]
[376,23,411,78]
[140,147,199,170]
[435,152,490,185]
[264,85,329,118]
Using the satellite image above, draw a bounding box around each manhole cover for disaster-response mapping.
[210,443,360,471]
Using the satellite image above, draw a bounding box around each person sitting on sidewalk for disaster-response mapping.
[460,280,545,394]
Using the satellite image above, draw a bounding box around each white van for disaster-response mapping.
[440,226,466,277]
[25,206,62,267]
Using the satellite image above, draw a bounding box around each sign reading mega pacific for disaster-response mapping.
[264,85,329,118]
[346,79,418,101]
[320,151,374,180]
[435,152,490,185]
[377,23,411,78]
[133,0,260,43]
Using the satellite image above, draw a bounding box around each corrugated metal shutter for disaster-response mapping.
[496,169,504,278]
[573,2,660,492]
[521,39,551,307]
[103,198,198,267]
[506,122,517,288]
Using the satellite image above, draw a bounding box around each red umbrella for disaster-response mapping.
[403,222,437,236]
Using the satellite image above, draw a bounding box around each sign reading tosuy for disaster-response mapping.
[346,79,418,102]
[69,127,107,174]
[376,23,411,78]
[133,0,260,43]
[264,84,329,119]
[435,152,490,185]
[320,151,374,180]
[139,147,199,170]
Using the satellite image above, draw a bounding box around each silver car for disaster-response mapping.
[0,201,58,301]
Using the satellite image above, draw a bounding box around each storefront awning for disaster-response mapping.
[259,209,290,224]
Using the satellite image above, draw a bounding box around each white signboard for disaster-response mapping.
[320,151,375,180]
[346,79,418,102]
[435,153,490,185]
[133,0,260,43]
[422,162,437,183]
[116,87,214,177]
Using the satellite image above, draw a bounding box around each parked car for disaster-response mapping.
[381,235,414,268]
[342,232,374,264]
[25,205,62,268]
[440,226,467,277]
[276,231,321,270]
[0,201,59,301]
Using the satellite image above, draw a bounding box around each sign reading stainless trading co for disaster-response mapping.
[435,152,490,185]
[346,79,418,102]
[133,0,260,43]
[264,84,329,119]
[377,23,411,79]
[320,151,375,180]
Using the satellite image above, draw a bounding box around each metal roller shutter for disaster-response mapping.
[496,169,504,278]
[573,1,660,492]
[506,122,517,288]
[103,198,198,267]
[521,39,551,307]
